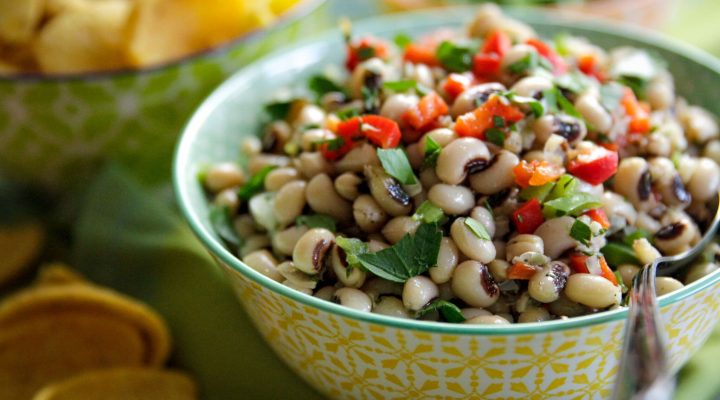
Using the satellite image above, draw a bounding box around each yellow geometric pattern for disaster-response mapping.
[222,264,720,399]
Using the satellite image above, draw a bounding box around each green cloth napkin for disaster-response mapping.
[71,165,322,400]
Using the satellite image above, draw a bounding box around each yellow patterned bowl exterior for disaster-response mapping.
[174,7,720,399]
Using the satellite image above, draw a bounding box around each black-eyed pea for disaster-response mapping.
[262,120,292,152]
[334,172,363,201]
[468,150,519,195]
[277,261,318,293]
[402,276,439,311]
[242,250,282,282]
[636,212,662,234]
[534,216,576,259]
[365,165,413,216]
[380,93,419,123]
[314,286,336,301]
[702,140,720,164]
[353,194,388,233]
[633,238,662,265]
[528,262,570,303]
[205,162,245,193]
[688,158,720,202]
[518,307,551,323]
[330,244,366,288]
[239,235,271,258]
[601,192,637,227]
[265,167,301,192]
[405,62,434,89]
[382,217,420,244]
[306,174,353,222]
[214,189,240,213]
[451,218,496,263]
[336,143,381,173]
[494,217,511,241]
[301,128,334,152]
[273,180,307,226]
[469,206,495,238]
[272,225,309,256]
[436,137,490,185]
[406,142,424,170]
[647,72,675,110]
[450,83,506,118]
[451,260,500,308]
[233,214,257,238]
[419,168,441,188]
[334,287,373,312]
[412,190,428,209]
[292,228,334,275]
[565,273,621,308]
[293,104,326,129]
[493,240,506,261]
[464,315,510,325]
[685,262,719,284]
[522,150,548,163]
[617,264,640,288]
[505,234,544,262]
[373,296,411,318]
[461,308,492,320]
[510,76,553,98]
[438,282,454,300]
[248,153,290,176]
[679,105,719,143]
[656,276,684,296]
[428,184,474,216]
[298,152,334,179]
[368,239,390,253]
[501,44,537,71]
[241,136,262,156]
[429,237,460,284]
[487,259,510,282]
[614,157,653,210]
[654,220,696,255]
[575,93,612,133]
[362,277,404,302]
[419,128,458,151]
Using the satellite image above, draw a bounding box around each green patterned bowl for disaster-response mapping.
[175,7,720,399]
[0,0,328,191]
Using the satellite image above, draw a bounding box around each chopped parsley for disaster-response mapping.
[570,219,592,246]
[542,192,602,218]
[377,148,418,185]
[237,165,276,200]
[423,136,442,167]
[485,128,506,147]
[418,299,466,323]
[308,75,346,100]
[394,33,412,49]
[335,236,369,268]
[436,41,475,72]
[413,201,445,224]
[264,101,294,121]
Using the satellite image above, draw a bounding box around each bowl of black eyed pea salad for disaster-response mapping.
[174,4,720,398]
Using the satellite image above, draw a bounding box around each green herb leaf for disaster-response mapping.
[357,223,442,282]
[357,46,376,60]
[394,33,412,49]
[296,214,337,231]
[547,174,577,201]
[570,219,592,246]
[361,85,381,113]
[618,76,648,100]
[209,205,241,247]
[543,192,602,218]
[336,236,369,268]
[600,82,625,112]
[413,201,445,224]
[671,151,682,169]
[423,136,442,167]
[418,299,466,323]
[615,270,629,293]
[601,242,640,267]
[336,107,361,121]
[555,89,583,119]
[492,115,506,128]
[519,181,555,202]
[308,75,346,100]
[313,137,345,151]
[485,128,506,147]
[555,71,591,94]
[464,217,491,241]
[507,52,538,74]
[622,228,653,247]
[238,165,276,200]
[553,32,570,57]
[264,101,293,120]
[377,148,418,185]
[436,41,475,73]
[504,92,544,118]
[383,79,418,92]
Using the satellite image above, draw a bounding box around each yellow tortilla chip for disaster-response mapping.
[33,0,132,74]
[0,284,171,366]
[0,0,44,44]
[33,368,198,400]
[0,222,45,286]
[0,313,146,400]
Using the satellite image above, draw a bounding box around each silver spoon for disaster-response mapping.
[613,192,720,400]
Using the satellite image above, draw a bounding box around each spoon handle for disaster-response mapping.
[612,261,675,400]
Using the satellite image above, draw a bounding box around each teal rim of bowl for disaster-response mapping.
[0,0,326,83]
[174,5,720,336]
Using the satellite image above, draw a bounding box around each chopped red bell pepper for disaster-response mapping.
[511,198,545,234]
[402,92,449,131]
[481,30,512,55]
[507,262,540,280]
[455,95,524,139]
[569,253,618,286]
[442,73,472,100]
[566,146,619,185]
[526,38,567,75]
[320,117,363,160]
[472,30,511,78]
[346,37,390,70]
[513,160,565,188]
[621,88,651,134]
[361,115,402,149]
[404,43,439,66]
[577,54,605,81]
[583,208,610,229]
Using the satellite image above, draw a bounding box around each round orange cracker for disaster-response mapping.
[33,368,198,400]
[0,222,45,286]
[0,284,171,367]
[0,312,147,400]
